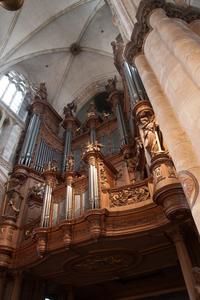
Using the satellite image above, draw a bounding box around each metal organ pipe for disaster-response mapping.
[115,103,128,146]
[34,139,43,171]
[19,114,36,164]
[25,115,40,166]
[90,128,96,144]
[135,67,149,100]
[62,128,72,172]
[41,184,53,227]
[38,140,45,172]
[130,66,143,100]
[123,61,139,106]
[66,185,73,219]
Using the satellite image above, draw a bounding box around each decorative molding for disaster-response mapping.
[109,183,150,208]
[178,170,199,208]
[124,0,200,64]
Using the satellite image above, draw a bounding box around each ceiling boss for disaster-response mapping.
[0,0,24,10]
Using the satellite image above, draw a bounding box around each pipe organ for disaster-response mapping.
[0,51,195,300]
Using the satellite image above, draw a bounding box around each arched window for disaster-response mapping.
[0,70,29,119]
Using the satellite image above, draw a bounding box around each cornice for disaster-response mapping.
[124,0,200,64]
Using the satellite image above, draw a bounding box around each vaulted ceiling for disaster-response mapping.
[0,0,119,114]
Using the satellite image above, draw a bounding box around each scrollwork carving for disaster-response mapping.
[110,184,150,207]
[178,170,199,208]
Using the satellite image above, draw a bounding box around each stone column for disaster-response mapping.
[133,99,190,221]
[169,230,197,300]
[107,0,136,41]
[11,272,23,300]
[150,8,200,91]
[144,8,200,162]
[135,53,200,233]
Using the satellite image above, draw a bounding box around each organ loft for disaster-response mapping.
[1,0,200,299]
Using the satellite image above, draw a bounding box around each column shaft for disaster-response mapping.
[150,8,200,91]
[11,273,22,300]
[135,53,200,233]
[62,128,72,172]
[171,231,196,300]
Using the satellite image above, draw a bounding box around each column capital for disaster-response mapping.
[124,0,200,64]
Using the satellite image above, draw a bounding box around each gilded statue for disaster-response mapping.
[85,141,102,153]
[138,110,164,158]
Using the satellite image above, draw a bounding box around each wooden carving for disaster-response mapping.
[4,173,27,219]
[109,183,150,208]
[137,109,165,158]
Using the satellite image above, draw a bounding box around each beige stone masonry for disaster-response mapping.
[135,53,200,234]
[149,8,200,92]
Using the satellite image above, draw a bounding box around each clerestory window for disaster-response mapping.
[0,70,29,119]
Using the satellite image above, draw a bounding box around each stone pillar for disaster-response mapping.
[150,8,200,91]
[11,272,23,300]
[169,230,197,300]
[135,53,200,233]
[144,8,200,162]
[107,0,136,41]
[133,99,190,221]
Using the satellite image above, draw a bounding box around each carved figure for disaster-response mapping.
[4,174,26,218]
[87,101,97,118]
[111,40,124,72]
[138,110,164,158]
[35,82,47,100]
[43,160,57,172]
[105,76,117,94]
[66,155,74,171]
[85,141,102,153]
[63,101,77,118]
[29,183,46,199]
